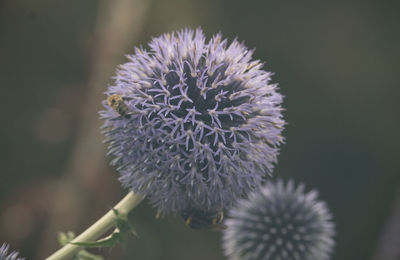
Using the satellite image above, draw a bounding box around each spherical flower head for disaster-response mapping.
[223,180,335,260]
[100,28,285,214]
[0,244,24,260]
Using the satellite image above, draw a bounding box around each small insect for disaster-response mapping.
[107,94,132,118]
[181,208,227,230]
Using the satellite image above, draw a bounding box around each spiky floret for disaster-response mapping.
[0,244,24,260]
[223,180,335,260]
[100,28,285,214]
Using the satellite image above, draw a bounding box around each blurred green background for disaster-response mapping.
[1,0,399,259]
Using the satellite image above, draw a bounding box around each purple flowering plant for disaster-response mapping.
[0,244,24,260]
[223,180,335,260]
[34,28,335,260]
[101,28,285,215]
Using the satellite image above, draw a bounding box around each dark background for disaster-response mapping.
[0,0,399,259]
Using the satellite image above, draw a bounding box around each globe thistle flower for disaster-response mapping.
[100,28,285,215]
[0,244,24,260]
[223,180,335,260]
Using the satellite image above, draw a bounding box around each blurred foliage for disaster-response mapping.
[0,0,399,259]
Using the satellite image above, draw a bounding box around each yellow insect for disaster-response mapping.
[181,208,227,230]
[107,94,132,118]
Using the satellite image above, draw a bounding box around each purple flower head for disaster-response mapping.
[222,180,335,260]
[0,244,24,260]
[100,28,285,214]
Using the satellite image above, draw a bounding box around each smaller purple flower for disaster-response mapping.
[0,244,24,260]
[222,179,335,260]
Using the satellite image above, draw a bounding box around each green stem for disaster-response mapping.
[45,192,143,260]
